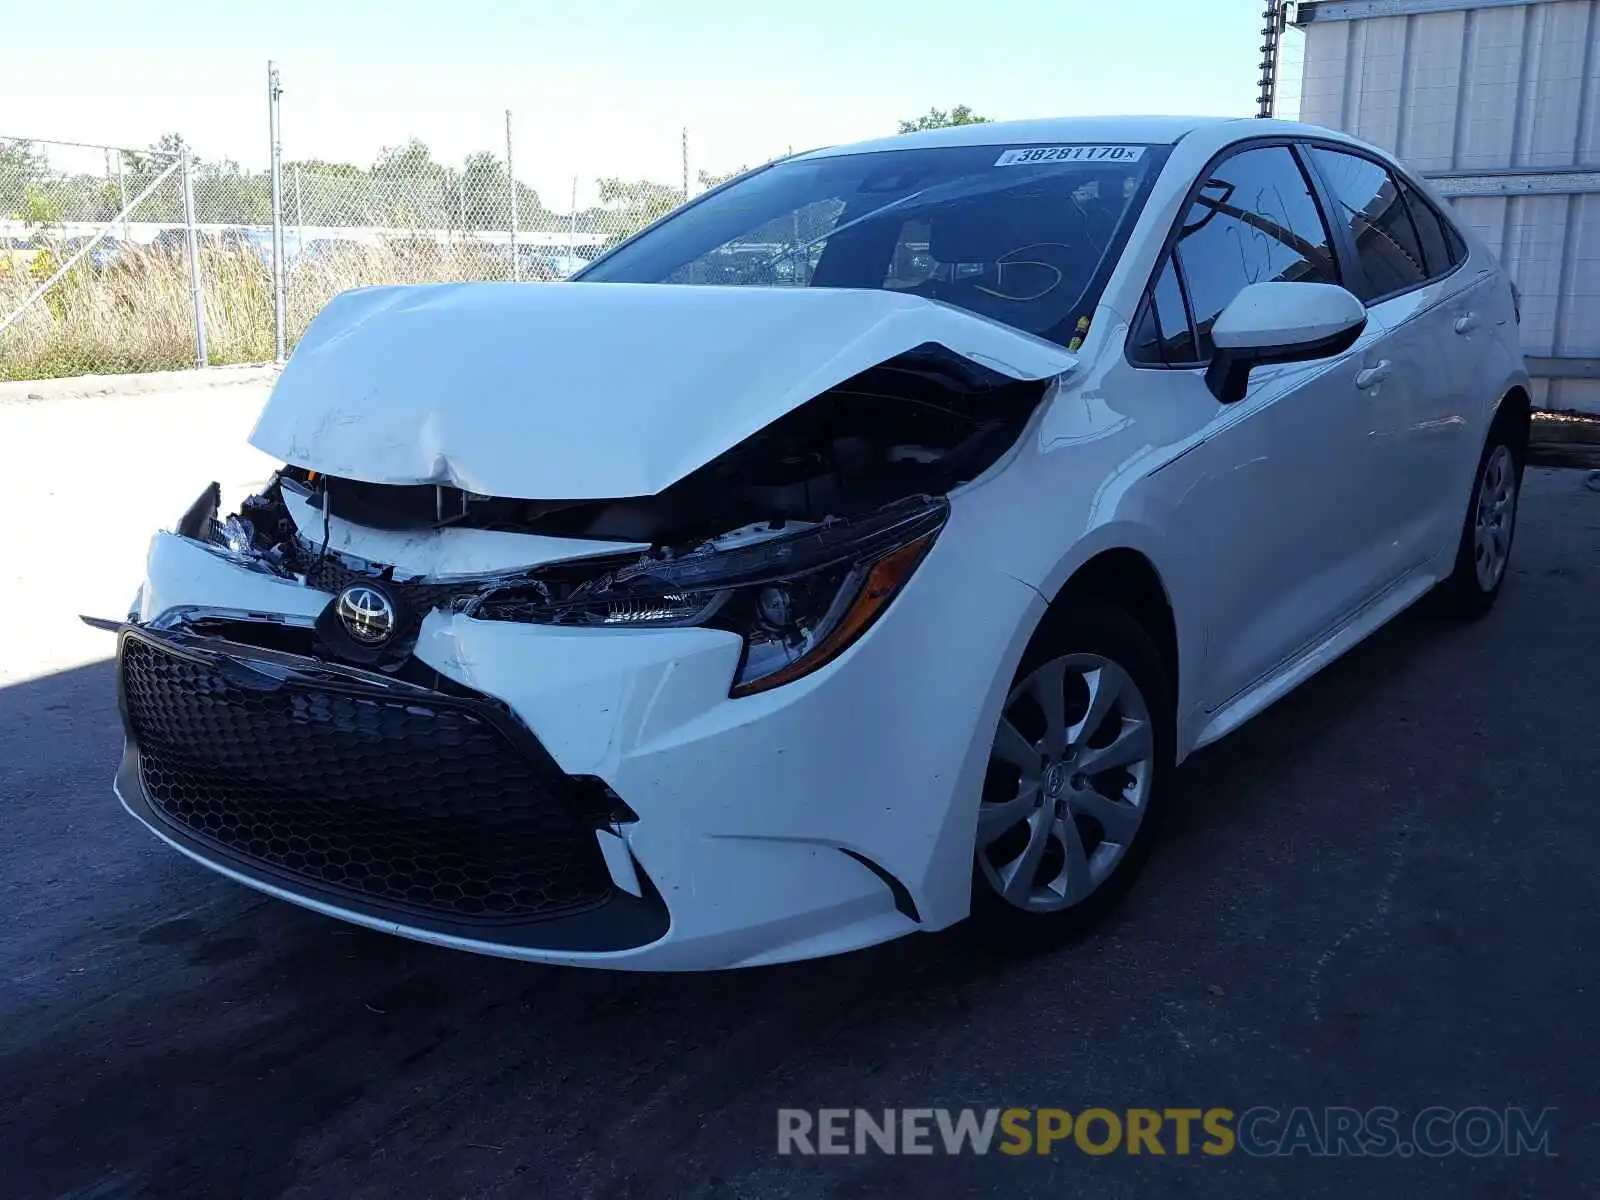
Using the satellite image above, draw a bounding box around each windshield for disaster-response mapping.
[581,142,1169,347]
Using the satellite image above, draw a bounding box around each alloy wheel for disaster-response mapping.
[1473,444,1518,592]
[977,653,1156,912]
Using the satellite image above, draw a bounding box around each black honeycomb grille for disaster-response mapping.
[120,635,614,921]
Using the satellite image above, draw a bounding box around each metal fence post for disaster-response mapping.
[180,147,209,368]
[506,109,519,281]
[268,61,287,363]
[115,153,128,239]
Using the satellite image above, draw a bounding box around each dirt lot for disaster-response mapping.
[1,387,1597,1198]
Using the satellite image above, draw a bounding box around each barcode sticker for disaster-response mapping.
[993,145,1146,166]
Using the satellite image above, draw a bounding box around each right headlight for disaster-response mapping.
[469,497,948,696]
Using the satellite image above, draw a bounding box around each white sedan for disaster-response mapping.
[107,115,1529,969]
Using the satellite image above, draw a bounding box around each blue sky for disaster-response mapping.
[2,0,1282,208]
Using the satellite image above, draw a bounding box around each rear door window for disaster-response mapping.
[1307,148,1428,301]
[1395,179,1458,279]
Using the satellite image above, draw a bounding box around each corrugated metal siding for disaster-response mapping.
[1298,0,1600,411]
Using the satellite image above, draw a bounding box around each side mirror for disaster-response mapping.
[1204,281,1368,404]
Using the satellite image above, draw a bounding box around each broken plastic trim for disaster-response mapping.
[838,848,921,923]
[174,482,221,542]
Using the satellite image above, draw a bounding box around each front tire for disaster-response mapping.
[967,598,1174,952]
[1430,420,1523,619]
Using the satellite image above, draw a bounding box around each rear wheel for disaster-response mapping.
[1430,421,1523,619]
[968,599,1174,951]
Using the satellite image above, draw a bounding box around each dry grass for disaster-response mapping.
[0,238,544,382]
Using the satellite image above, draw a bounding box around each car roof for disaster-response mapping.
[793,115,1246,162]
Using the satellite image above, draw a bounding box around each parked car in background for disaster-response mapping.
[149,228,190,258]
[299,237,366,265]
[106,115,1529,971]
[143,227,303,266]
[533,250,591,278]
[62,235,126,269]
[239,228,302,268]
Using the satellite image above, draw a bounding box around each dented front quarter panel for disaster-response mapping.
[249,281,1078,499]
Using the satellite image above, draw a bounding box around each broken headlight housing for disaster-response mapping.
[469,497,948,696]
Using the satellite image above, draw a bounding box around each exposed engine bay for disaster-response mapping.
[175,345,1052,695]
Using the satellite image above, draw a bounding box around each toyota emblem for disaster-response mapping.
[335,584,397,646]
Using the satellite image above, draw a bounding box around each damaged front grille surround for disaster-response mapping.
[117,628,637,928]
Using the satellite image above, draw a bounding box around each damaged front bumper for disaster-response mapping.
[112,485,1045,968]
[114,623,670,954]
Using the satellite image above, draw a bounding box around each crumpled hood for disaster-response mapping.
[249,281,1078,500]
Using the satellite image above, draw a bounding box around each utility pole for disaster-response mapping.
[681,127,689,201]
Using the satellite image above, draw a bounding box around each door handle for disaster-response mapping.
[1454,312,1479,334]
[1355,360,1392,390]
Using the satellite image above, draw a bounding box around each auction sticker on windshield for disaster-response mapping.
[994,145,1146,166]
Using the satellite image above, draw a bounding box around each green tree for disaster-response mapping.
[284,158,364,179]
[0,139,44,174]
[117,134,189,223]
[368,139,450,227]
[284,159,364,227]
[458,150,505,227]
[195,156,272,225]
[22,185,62,231]
[594,178,682,245]
[372,138,445,182]
[0,141,41,225]
[697,164,749,191]
[897,105,992,133]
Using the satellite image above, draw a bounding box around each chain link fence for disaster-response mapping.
[1,125,732,381]
[0,139,198,379]
[0,36,1336,385]
[275,165,691,348]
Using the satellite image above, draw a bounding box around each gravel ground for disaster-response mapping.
[1,387,1596,1198]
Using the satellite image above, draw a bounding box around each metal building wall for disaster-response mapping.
[1295,0,1600,412]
